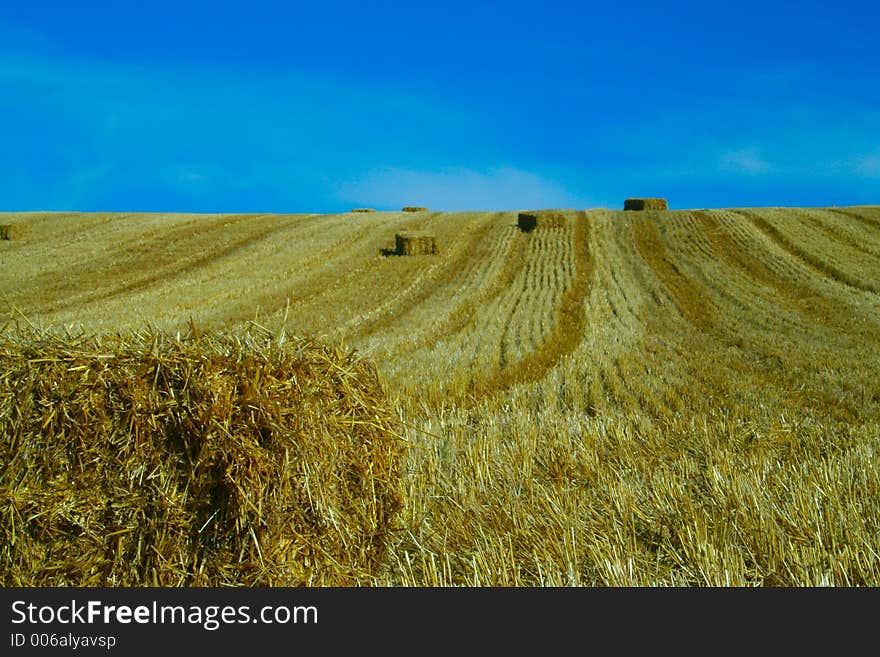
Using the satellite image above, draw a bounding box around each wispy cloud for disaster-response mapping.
[719,149,771,175]
[336,166,594,211]
[0,47,489,212]
[855,151,880,179]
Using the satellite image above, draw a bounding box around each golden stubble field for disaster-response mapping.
[2,205,879,585]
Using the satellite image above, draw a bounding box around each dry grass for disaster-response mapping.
[0,325,405,586]
[3,205,880,586]
[352,208,377,213]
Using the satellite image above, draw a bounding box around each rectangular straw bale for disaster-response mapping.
[518,210,568,232]
[395,231,436,255]
[0,224,31,240]
[402,206,429,213]
[624,198,668,211]
[0,329,406,586]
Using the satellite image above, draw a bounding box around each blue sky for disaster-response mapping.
[1,1,878,212]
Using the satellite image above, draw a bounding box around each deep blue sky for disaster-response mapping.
[1,1,878,212]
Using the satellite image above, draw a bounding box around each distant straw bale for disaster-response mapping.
[402,206,429,213]
[0,224,30,240]
[352,208,377,213]
[517,210,568,232]
[624,198,668,211]
[0,328,405,586]
[395,231,436,255]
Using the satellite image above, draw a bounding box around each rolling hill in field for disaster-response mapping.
[3,205,880,585]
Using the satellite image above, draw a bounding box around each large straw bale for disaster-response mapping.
[624,198,668,211]
[0,328,406,586]
[0,224,31,240]
[517,210,568,232]
[395,231,436,255]
[402,206,429,213]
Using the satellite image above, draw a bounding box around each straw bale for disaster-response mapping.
[351,208,377,213]
[624,198,668,211]
[518,211,567,232]
[0,328,406,586]
[0,224,31,240]
[395,231,436,256]
[402,207,429,213]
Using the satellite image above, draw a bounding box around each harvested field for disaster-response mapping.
[3,204,880,586]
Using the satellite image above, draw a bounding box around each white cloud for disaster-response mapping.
[855,152,880,178]
[337,166,593,211]
[160,163,217,188]
[719,149,771,175]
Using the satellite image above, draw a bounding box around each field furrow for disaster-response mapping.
[371,219,524,361]
[713,212,880,333]
[826,206,880,231]
[668,212,852,347]
[0,211,133,246]
[480,211,591,396]
[343,212,507,344]
[272,212,496,337]
[736,209,880,295]
[631,214,714,332]
[3,213,262,314]
[28,214,305,317]
[805,209,880,259]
